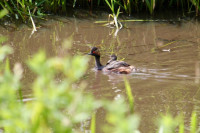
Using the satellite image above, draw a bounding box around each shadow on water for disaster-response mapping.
[1,12,200,132]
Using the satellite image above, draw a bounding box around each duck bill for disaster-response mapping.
[87,53,92,55]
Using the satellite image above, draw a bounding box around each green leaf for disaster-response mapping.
[124,79,134,113]
[0,9,8,19]
[0,45,13,61]
[190,111,197,133]
[105,0,112,11]
[90,113,96,133]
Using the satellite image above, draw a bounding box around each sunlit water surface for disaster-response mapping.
[1,13,200,132]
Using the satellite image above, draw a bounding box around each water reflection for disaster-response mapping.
[195,61,200,84]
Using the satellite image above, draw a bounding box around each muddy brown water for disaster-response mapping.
[1,14,200,132]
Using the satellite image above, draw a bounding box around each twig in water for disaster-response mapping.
[28,7,37,38]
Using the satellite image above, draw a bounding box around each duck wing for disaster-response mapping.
[105,61,130,70]
[106,59,115,65]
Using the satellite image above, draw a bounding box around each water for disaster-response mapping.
[1,14,200,132]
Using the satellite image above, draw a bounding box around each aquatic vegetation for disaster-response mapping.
[145,0,155,15]
[105,0,122,30]
[0,0,200,22]
[93,0,123,35]
[190,0,200,16]
[103,98,140,133]
[124,78,134,113]
[122,0,131,14]
[90,113,96,133]
[190,111,198,133]
[0,0,42,21]
[158,111,200,133]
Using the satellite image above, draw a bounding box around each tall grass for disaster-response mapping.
[190,111,198,133]
[124,78,134,113]
[145,0,155,15]
[0,8,8,18]
[90,113,96,133]
[0,0,200,22]
[190,0,200,15]
[157,111,200,133]
[105,0,122,29]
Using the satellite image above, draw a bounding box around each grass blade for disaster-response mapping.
[0,8,8,19]
[179,116,185,133]
[190,111,197,133]
[105,0,112,11]
[124,78,134,113]
[90,113,96,133]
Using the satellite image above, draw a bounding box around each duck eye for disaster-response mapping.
[92,51,96,54]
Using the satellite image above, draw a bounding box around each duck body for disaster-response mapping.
[88,47,136,74]
[105,59,135,74]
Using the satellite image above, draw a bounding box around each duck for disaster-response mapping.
[106,54,117,65]
[88,47,136,74]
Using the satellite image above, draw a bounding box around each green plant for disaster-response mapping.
[0,8,8,19]
[158,114,182,133]
[145,0,155,14]
[124,78,134,113]
[103,97,140,133]
[0,43,101,132]
[0,9,8,44]
[190,0,200,16]
[90,113,96,133]
[105,0,123,29]
[157,111,200,133]
[1,0,200,22]
[190,111,198,133]
[122,0,131,14]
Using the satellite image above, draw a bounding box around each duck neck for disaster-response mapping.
[95,56,103,70]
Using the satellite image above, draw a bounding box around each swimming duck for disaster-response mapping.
[88,47,136,74]
[106,54,117,65]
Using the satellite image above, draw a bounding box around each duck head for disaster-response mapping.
[110,54,117,60]
[88,47,100,57]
